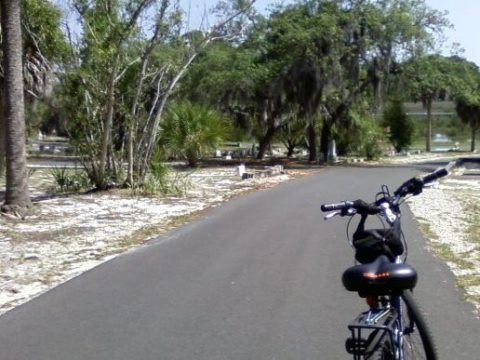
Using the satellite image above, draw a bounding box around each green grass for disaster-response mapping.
[404,101,456,113]
[465,294,480,306]
[431,243,475,270]
[457,275,480,289]
[418,222,439,241]
[410,138,472,152]
[465,203,480,244]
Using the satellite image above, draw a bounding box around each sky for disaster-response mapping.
[180,0,480,66]
[424,0,480,65]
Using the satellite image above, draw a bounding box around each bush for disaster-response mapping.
[159,101,230,167]
[50,167,91,192]
[132,160,192,197]
[383,99,415,152]
[358,119,385,160]
[336,113,386,160]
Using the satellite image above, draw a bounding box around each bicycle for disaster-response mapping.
[321,167,449,360]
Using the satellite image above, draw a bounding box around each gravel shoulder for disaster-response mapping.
[407,165,480,314]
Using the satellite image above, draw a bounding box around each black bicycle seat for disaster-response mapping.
[342,255,417,296]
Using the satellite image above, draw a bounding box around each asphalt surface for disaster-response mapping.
[0,165,478,359]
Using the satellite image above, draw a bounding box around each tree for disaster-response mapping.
[0,0,68,175]
[455,97,480,152]
[21,0,70,134]
[454,66,480,152]
[68,0,157,190]
[65,0,255,189]
[316,0,449,160]
[450,58,480,152]
[279,113,306,157]
[1,0,31,216]
[172,0,451,161]
[364,0,450,112]
[249,0,449,161]
[402,55,462,152]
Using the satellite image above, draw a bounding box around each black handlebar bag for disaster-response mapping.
[352,219,404,264]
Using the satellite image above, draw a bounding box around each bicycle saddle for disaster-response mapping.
[342,255,417,296]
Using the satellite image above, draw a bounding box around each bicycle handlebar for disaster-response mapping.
[421,167,448,184]
[321,167,449,215]
[394,167,448,197]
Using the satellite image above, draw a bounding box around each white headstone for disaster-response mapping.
[328,140,337,162]
[237,164,246,177]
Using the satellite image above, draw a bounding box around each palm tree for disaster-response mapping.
[0,0,60,178]
[1,0,31,216]
[160,102,229,167]
[0,100,5,176]
[455,97,480,152]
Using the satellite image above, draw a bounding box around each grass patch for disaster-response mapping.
[418,222,475,269]
[465,203,480,244]
[457,275,480,289]
[1,229,24,242]
[465,294,480,305]
[117,210,205,249]
[50,167,92,193]
[418,222,439,241]
[430,243,475,269]
[130,168,193,197]
[6,227,79,243]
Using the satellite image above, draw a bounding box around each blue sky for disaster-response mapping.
[180,0,480,66]
[425,0,480,65]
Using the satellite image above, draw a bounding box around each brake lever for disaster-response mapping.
[324,208,356,220]
[324,211,341,220]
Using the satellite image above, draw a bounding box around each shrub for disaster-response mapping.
[383,99,415,152]
[50,167,92,192]
[132,160,192,197]
[336,113,386,160]
[159,101,229,167]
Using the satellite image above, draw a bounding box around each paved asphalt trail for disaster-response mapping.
[0,166,478,359]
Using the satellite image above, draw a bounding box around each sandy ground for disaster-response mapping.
[1,156,479,316]
[0,165,309,316]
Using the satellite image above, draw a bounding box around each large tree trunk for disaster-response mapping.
[471,126,477,152]
[1,0,31,216]
[425,98,433,152]
[126,14,165,187]
[139,50,202,180]
[256,126,276,159]
[307,121,317,162]
[97,56,120,190]
[0,95,5,177]
[126,58,149,186]
[286,141,295,158]
[320,120,331,162]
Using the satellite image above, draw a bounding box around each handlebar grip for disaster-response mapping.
[422,167,448,184]
[394,167,449,197]
[321,201,354,212]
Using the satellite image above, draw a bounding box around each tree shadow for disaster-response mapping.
[0,189,81,205]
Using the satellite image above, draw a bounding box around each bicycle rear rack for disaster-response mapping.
[346,308,397,359]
